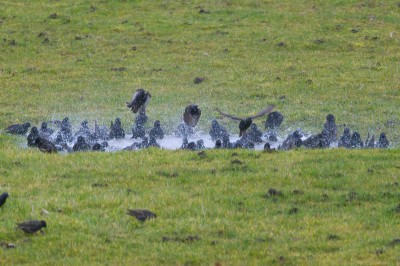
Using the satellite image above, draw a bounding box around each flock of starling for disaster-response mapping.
[3,88,391,152]
[0,191,156,237]
[0,88,392,238]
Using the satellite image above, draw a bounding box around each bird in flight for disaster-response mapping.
[216,105,275,137]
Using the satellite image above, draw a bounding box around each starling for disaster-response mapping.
[350,131,363,148]
[148,137,160,148]
[27,127,40,147]
[135,113,148,127]
[5,122,31,135]
[39,122,54,136]
[338,128,351,148]
[131,124,145,139]
[74,120,91,140]
[175,123,194,138]
[323,114,337,142]
[365,133,375,148]
[265,111,284,129]
[279,130,303,150]
[16,220,46,234]
[35,137,57,153]
[216,105,275,137]
[209,119,227,141]
[109,118,125,139]
[60,117,73,142]
[247,123,263,143]
[73,136,91,152]
[127,209,156,222]
[0,192,9,207]
[149,120,164,140]
[196,139,205,149]
[376,133,389,148]
[93,122,109,141]
[183,104,201,127]
[126,89,151,114]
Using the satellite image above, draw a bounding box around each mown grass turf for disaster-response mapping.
[0,0,400,265]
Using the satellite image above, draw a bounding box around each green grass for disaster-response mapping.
[1,0,400,265]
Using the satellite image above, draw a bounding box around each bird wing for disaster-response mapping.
[216,108,242,121]
[250,105,275,119]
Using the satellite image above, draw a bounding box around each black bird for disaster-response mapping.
[247,123,263,143]
[74,120,91,140]
[27,127,40,147]
[16,220,46,234]
[5,122,31,135]
[149,120,164,140]
[264,130,278,141]
[126,89,151,114]
[175,123,194,138]
[263,142,274,152]
[221,133,233,149]
[196,139,205,149]
[92,143,102,151]
[303,133,323,149]
[217,105,275,137]
[376,133,389,148]
[60,117,72,141]
[39,122,54,136]
[135,113,148,127]
[0,192,9,207]
[365,133,375,148]
[209,119,228,141]
[127,209,156,222]
[279,130,303,150]
[73,136,91,152]
[148,137,160,148]
[109,118,125,139]
[350,131,363,148]
[183,104,201,127]
[323,114,337,142]
[131,124,145,139]
[35,137,57,153]
[93,122,109,141]
[265,111,284,129]
[338,128,351,148]
[181,138,189,149]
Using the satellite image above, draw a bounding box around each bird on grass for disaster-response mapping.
[0,192,9,207]
[216,105,275,137]
[35,137,57,153]
[127,209,156,222]
[4,122,31,135]
[16,220,47,234]
[126,89,151,115]
[183,104,201,127]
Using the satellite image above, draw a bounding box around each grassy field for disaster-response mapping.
[1,0,400,265]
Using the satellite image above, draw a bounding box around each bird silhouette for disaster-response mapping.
[183,104,201,127]
[216,105,275,137]
[126,89,151,114]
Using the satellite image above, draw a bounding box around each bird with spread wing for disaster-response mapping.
[216,105,275,137]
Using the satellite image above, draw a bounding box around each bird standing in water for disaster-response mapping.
[216,105,275,137]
